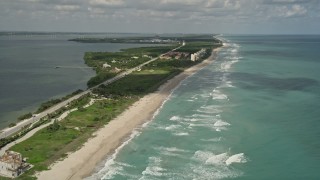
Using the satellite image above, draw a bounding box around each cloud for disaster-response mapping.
[89,0,124,6]
[0,0,319,33]
[265,4,308,19]
[263,0,314,5]
[285,4,307,17]
[54,5,80,11]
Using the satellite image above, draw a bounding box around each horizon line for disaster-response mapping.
[0,30,320,36]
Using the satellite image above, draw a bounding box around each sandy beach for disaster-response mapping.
[37,47,221,180]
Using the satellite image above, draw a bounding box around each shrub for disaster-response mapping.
[9,122,17,128]
[18,113,33,121]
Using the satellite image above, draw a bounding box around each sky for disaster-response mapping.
[0,0,320,34]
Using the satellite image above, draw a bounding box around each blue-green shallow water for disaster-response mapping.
[87,35,320,180]
[0,35,161,128]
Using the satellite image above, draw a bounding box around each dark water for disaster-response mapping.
[0,35,158,128]
[87,35,320,179]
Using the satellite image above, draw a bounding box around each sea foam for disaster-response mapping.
[225,153,247,165]
[211,89,229,100]
[191,150,245,179]
[193,150,247,166]
[174,132,189,136]
[140,157,166,179]
[85,130,141,180]
[169,115,181,121]
[214,120,231,127]
[165,124,181,131]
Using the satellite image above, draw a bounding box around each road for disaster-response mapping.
[0,44,184,139]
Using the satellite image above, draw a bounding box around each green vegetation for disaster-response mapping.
[124,46,178,57]
[35,89,83,113]
[6,36,222,179]
[0,95,90,150]
[36,99,61,113]
[10,96,136,179]
[8,122,16,128]
[85,45,178,87]
[86,72,116,88]
[69,36,178,44]
[69,34,220,44]
[178,41,219,53]
[93,69,182,97]
[18,113,33,121]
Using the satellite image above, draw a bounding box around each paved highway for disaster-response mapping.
[0,44,184,139]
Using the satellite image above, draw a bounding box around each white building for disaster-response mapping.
[191,54,197,61]
[191,48,206,61]
[0,151,32,178]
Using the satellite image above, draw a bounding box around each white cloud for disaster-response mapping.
[0,0,319,33]
[54,5,80,11]
[286,4,307,17]
[159,0,201,5]
[89,0,124,6]
[88,7,105,14]
[206,0,225,8]
[274,4,307,18]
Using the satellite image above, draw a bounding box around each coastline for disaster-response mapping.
[37,47,222,180]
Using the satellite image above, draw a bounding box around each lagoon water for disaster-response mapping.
[0,34,157,128]
[88,35,320,179]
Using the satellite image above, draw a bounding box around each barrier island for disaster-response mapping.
[0,34,222,179]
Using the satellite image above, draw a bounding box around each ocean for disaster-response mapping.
[87,35,320,179]
[0,34,159,128]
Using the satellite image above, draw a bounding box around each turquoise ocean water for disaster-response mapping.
[87,35,320,179]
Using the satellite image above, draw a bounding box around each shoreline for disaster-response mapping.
[37,47,222,180]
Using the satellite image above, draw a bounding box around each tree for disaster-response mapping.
[47,120,60,132]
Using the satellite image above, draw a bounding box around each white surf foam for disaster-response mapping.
[155,146,189,157]
[205,152,229,165]
[189,118,200,122]
[220,60,237,71]
[193,150,247,166]
[179,117,201,123]
[201,137,223,142]
[214,120,231,127]
[199,105,223,113]
[141,92,174,128]
[169,115,181,121]
[166,147,188,152]
[165,124,181,131]
[140,157,166,179]
[193,151,214,162]
[225,153,247,165]
[196,108,222,114]
[191,165,242,179]
[193,151,234,173]
[189,113,213,118]
[213,120,231,132]
[211,89,229,100]
[188,123,208,128]
[221,80,235,88]
[219,43,240,72]
[174,132,189,136]
[86,130,141,180]
[85,130,140,180]
[230,49,238,53]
